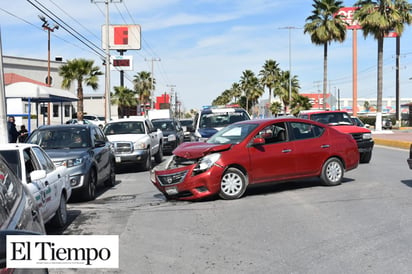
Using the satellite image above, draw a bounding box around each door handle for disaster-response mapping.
[282,149,292,153]
[321,144,330,148]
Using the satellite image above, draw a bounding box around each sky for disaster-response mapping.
[2,0,412,112]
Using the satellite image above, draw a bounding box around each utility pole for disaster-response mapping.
[39,15,58,125]
[167,84,176,116]
[0,30,8,144]
[145,58,161,109]
[91,0,122,122]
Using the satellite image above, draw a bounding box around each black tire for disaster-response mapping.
[320,157,343,186]
[218,167,248,200]
[50,193,67,228]
[82,169,97,201]
[154,145,163,164]
[360,151,372,163]
[141,150,152,171]
[104,160,116,187]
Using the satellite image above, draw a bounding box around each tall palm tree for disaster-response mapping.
[230,82,242,104]
[240,70,263,113]
[354,0,412,131]
[59,59,102,121]
[111,86,137,118]
[290,94,313,116]
[274,70,300,114]
[133,71,155,107]
[259,59,280,105]
[304,0,347,110]
[270,102,283,116]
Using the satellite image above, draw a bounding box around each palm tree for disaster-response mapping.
[59,58,103,121]
[259,59,280,105]
[133,71,155,107]
[354,0,412,131]
[304,0,347,110]
[230,82,242,104]
[111,86,137,118]
[274,70,300,114]
[240,70,263,113]
[290,94,313,116]
[270,102,283,116]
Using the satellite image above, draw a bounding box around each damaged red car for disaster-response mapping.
[150,118,359,201]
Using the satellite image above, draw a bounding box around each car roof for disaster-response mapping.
[35,124,97,130]
[234,117,324,126]
[300,110,349,115]
[106,117,148,123]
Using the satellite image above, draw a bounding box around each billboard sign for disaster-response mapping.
[102,25,141,50]
[111,55,133,71]
[336,7,361,30]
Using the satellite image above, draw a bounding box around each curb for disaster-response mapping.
[373,138,411,150]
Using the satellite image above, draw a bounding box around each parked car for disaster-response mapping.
[193,105,251,142]
[382,118,393,130]
[299,110,374,163]
[151,118,359,201]
[151,118,184,154]
[407,144,412,169]
[83,115,106,128]
[26,124,116,201]
[0,154,47,273]
[179,118,195,142]
[103,117,164,171]
[0,144,71,228]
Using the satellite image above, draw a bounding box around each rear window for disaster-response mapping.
[199,110,249,128]
[104,122,145,135]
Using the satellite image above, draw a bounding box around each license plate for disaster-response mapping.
[165,186,178,195]
[115,156,121,163]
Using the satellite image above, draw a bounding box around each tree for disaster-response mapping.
[304,0,347,110]
[111,86,137,118]
[270,102,283,116]
[354,0,412,131]
[259,59,280,105]
[290,94,313,116]
[240,70,263,113]
[274,70,300,114]
[59,58,103,121]
[133,71,155,107]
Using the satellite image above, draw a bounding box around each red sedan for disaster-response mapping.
[150,118,359,201]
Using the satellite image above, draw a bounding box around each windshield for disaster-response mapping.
[152,120,175,131]
[200,111,249,129]
[207,123,258,144]
[27,128,91,149]
[310,113,354,125]
[104,122,145,135]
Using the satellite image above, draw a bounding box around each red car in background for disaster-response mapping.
[151,118,359,201]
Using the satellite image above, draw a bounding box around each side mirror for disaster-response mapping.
[30,170,46,181]
[252,137,265,146]
[95,140,106,147]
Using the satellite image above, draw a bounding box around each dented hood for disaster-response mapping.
[173,142,232,159]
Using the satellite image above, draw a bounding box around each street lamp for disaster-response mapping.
[39,15,58,125]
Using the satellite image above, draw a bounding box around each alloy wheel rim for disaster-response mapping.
[327,162,342,182]
[221,173,242,195]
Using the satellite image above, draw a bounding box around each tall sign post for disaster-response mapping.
[336,7,361,117]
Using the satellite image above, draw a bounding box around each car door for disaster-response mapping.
[248,122,297,183]
[21,148,51,221]
[288,121,330,176]
[91,127,111,182]
[31,146,65,222]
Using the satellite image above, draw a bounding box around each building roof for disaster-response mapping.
[4,73,47,86]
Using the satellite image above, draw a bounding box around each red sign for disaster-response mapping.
[337,7,361,30]
[114,27,128,45]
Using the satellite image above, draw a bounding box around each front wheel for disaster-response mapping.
[320,157,343,186]
[218,168,248,200]
[104,160,116,187]
[82,169,97,201]
[140,150,152,171]
[50,193,67,228]
[154,145,163,164]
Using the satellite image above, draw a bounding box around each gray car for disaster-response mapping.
[26,124,116,201]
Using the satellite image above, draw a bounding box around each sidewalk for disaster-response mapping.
[372,128,412,149]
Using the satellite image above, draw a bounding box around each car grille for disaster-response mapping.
[157,170,188,186]
[351,133,364,143]
[114,142,133,153]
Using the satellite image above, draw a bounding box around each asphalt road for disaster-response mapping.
[48,145,412,274]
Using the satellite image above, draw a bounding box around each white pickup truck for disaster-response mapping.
[102,117,164,170]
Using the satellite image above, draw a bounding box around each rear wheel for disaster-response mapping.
[320,157,343,186]
[218,168,247,200]
[82,169,97,201]
[104,160,116,187]
[50,193,67,228]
